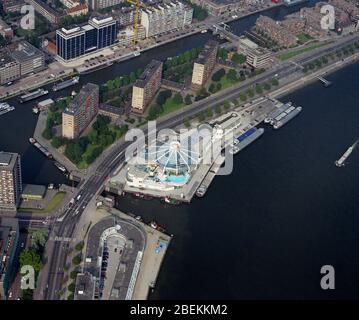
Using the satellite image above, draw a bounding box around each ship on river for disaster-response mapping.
[19,88,48,103]
[335,140,358,167]
[52,76,79,91]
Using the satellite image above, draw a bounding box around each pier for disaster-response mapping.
[316,75,332,87]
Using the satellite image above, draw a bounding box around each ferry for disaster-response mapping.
[230,127,265,154]
[273,107,302,129]
[264,102,292,123]
[52,76,80,92]
[0,102,15,116]
[335,143,357,167]
[19,88,48,103]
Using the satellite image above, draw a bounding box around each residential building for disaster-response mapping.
[0,19,14,40]
[65,3,89,17]
[89,0,126,10]
[2,0,24,13]
[62,83,99,139]
[60,0,80,8]
[255,15,298,48]
[192,0,242,16]
[25,0,65,24]
[117,25,146,47]
[10,41,46,76]
[113,7,136,27]
[0,152,22,213]
[191,40,218,86]
[237,37,272,69]
[0,52,20,85]
[140,1,193,38]
[131,60,163,114]
[56,16,118,61]
[0,217,19,300]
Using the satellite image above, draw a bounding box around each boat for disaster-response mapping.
[29,137,36,144]
[264,102,292,123]
[54,161,67,173]
[196,185,207,198]
[335,144,356,167]
[234,127,265,152]
[19,88,48,103]
[163,196,181,205]
[283,0,309,7]
[29,138,53,159]
[273,107,302,129]
[0,102,15,116]
[79,61,114,75]
[201,29,208,34]
[32,107,40,114]
[133,51,141,57]
[229,146,240,155]
[150,220,159,230]
[52,76,80,92]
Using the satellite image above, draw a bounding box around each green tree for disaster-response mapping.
[51,136,65,148]
[184,94,192,105]
[227,69,238,83]
[31,229,49,252]
[215,105,222,115]
[173,92,183,105]
[232,52,246,64]
[19,249,42,274]
[212,68,225,82]
[72,255,81,265]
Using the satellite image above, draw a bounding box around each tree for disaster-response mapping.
[239,92,247,102]
[215,105,222,115]
[68,282,76,292]
[70,270,79,280]
[31,229,49,252]
[129,71,137,82]
[42,128,53,140]
[184,94,192,105]
[72,255,81,265]
[51,136,65,148]
[232,52,246,64]
[255,84,263,94]
[19,249,42,274]
[227,69,238,83]
[212,68,225,82]
[206,108,213,118]
[208,83,217,94]
[271,78,279,86]
[156,90,172,106]
[224,101,230,110]
[192,4,208,21]
[75,242,84,251]
[173,92,183,105]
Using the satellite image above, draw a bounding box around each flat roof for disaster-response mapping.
[134,59,162,88]
[0,153,12,166]
[22,184,46,197]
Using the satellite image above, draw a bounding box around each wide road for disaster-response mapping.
[43,33,359,300]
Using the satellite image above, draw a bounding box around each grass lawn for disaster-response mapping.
[219,76,238,90]
[20,191,66,214]
[297,33,313,44]
[277,42,331,61]
[160,98,184,116]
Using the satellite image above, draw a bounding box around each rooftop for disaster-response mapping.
[134,59,163,88]
[10,41,44,62]
[0,217,18,278]
[196,40,218,64]
[65,83,99,114]
[0,152,18,169]
[22,184,46,197]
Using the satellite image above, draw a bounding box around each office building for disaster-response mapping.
[62,83,99,139]
[191,40,218,86]
[0,152,22,213]
[131,60,163,114]
[89,0,126,10]
[56,16,118,61]
[140,1,193,38]
[0,217,19,300]
[0,52,20,85]
[237,37,272,69]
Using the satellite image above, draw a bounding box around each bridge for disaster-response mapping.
[209,23,240,43]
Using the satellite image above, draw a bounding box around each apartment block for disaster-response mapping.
[65,3,89,17]
[192,0,242,16]
[191,40,218,86]
[0,217,19,300]
[140,1,193,38]
[0,53,20,85]
[131,60,163,114]
[237,37,272,69]
[118,25,146,47]
[25,0,65,24]
[255,15,297,48]
[62,83,99,139]
[0,152,22,213]
[89,0,126,10]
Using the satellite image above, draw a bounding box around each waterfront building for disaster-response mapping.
[89,0,126,10]
[117,25,146,47]
[0,152,22,213]
[131,59,163,114]
[191,40,218,86]
[237,37,272,69]
[0,217,19,300]
[0,52,20,86]
[25,0,65,24]
[65,3,89,17]
[113,7,136,27]
[56,16,118,61]
[140,1,193,38]
[191,0,242,16]
[2,0,24,13]
[255,15,297,48]
[10,41,46,77]
[21,184,47,200]
[62,83,100,139]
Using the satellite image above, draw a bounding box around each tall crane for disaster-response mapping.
[127,0,147,47]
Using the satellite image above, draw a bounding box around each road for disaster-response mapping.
[42,32,359,300]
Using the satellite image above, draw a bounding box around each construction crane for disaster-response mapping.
[127,0,147,48]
